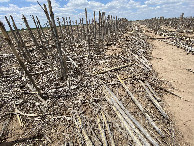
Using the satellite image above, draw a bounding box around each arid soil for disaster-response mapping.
[1,21,193,145]
[150,39,194,145]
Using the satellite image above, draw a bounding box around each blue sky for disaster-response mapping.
[0,0,194,30]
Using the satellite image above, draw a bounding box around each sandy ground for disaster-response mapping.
[150,39,194,145]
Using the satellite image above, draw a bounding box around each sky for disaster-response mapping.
[0,0,194,30]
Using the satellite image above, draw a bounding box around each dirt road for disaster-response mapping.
[150,39,194,145]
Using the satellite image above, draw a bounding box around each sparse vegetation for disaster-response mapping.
[0,0,193,145]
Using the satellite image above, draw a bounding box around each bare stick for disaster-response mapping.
[22,15,39,48]
[31,15,43,45]
[145,81,162,101]
[43,3,55,38]
[10,15,31,59]
[105,84,159,145]
[105,95,142,146]
[97,115,108,146]
[5,16,30,62]
[95,62,133,75]
[82,18,85,40]
[0,21,45,103]
[37,1,45,11]
[57,17,65,44]
[99,11,101,39]
[23,15,47,59]
[139,80,168,119]
[62,17,66,32]
[47,0,67,80]
[74,114,93,146]
[85,8,88,34]
[105,86,150,146]
[117,75,164,137]
[132,53,152,71]
[15,108,38,117]
[93,11,96,38]
[36,16,48,45]
[101,111,115,146]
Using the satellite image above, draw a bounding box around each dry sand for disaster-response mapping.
[150,39,194,145]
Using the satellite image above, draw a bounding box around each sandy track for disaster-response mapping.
[150,39,194,145]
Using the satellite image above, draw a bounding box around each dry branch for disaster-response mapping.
[101,111,115,146]
[74,115,93,146]
[145,81,162,102]
[139,80,169,119]
[5,16,30,63]
[105,83,159,145]
[95,63,133,75]
[105,85,151,146]
[117,75,164,137]
[22,15,40,49]
[47,0,67,80]
[111,105,142,146]
[97,115,108,146]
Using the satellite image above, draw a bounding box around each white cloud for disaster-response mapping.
[0,0,193,30]
[0,0,10,2]
[0,4,19,13]
[145,0,193,6]
[155,6,160,9]
[26,0,47,2]
[145,0,179,5]
[65,0,104,11]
